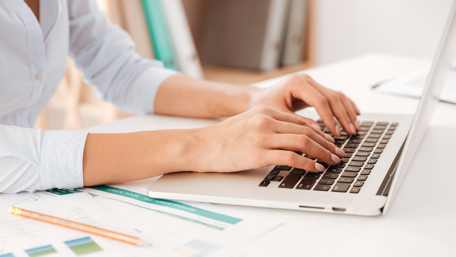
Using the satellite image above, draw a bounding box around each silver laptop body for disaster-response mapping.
[147,2,456,216]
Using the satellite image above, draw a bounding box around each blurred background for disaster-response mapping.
[36,0,454,131]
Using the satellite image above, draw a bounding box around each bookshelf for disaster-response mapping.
[183,0,316,85]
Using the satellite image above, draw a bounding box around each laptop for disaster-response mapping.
[147,3,456,216]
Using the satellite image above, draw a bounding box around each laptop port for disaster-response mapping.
[332,207,346,212]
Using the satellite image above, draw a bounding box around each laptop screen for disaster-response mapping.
[383,1,456,213]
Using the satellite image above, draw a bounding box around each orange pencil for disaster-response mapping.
[9,206,149,246]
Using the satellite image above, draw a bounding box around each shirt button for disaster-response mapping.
[36,73,43,80]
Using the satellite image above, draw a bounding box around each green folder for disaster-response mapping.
[141,0,178,70]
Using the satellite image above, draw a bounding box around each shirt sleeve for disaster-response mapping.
[67,0,178,114]
[0,125,87,193]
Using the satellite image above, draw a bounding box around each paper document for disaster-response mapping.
[83,185,283,239]
[374,68,456,104]
[0,191,150,256]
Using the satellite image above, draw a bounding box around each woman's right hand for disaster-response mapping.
[185,105,346,174]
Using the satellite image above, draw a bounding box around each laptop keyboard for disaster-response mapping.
[258,120,398,193]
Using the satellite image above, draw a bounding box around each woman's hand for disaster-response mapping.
[249,74,361,136]
[187,105,346,173]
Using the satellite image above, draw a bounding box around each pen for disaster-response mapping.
[8,206,149,246]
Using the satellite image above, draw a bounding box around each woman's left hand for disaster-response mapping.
[249,73,361,136]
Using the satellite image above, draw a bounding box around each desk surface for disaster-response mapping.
[86,53,456,257]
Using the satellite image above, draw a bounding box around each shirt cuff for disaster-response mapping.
[131,66,179,114]
[40,130,88,190]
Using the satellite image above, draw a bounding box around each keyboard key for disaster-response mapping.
[377,144,387,149]
[391,122,399,126]
[370,130,384,134]
[304,173,320,179]
[376,121,389,126]
[349,139,363,144]
[317,162,329,169]
[279,175,301,188]
[345,166,361,172]
[357,175,368,181]
[361,169,371,175]
[270,170,280,175]
[348,161,364,167]
[345,153,353,158]
[334,135,348,140]
[340,157,350,163]
[352,135,365,139]
[341,172,358,178]
[335,163,346,168]
[374,125,387,130]
[368,159,377,164]
[338,177,354,183]
[357,131,368,135]
[272,176,283,182]
[368,134,381,138]
[359,147,374,152]
[259,181,270,187]
[364,164,375,169]
[374,149,383,154]
[323,173,339,179]
[290,169,306,175]
[352,156,367,162]
[361,121,374,126]
[355,152,370,157]
[332,183,350,192]
[275,166,292,171]
[383,135,392,139]
[385,130,394,135]
[370,154,381,159]
[350,187,361,193]
[264,174,275,180]
[314,185,331,191]
[354,181,364,187]
[362,143,376,147]
[359,126,370,131]
[365,138,379,143]
[380,139,389,144]
[345,144,359,148]
[343,148,357,153]
[296,179,316,190]
[327,167,343,173]
[318,179,335,185]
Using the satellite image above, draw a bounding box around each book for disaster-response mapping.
[141,0,179,70]
[161,0,203,78]
[201,0,289,71]
[121,0,155,59]
[281,0,308,67]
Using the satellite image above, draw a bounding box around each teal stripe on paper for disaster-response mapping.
[89,185,242,225]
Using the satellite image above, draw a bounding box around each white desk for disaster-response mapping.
[86,53,456,257]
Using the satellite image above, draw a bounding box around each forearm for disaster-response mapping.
[82,129,198,186]
[154,74,259,118]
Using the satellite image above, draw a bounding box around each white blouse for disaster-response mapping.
[0,0,177,193]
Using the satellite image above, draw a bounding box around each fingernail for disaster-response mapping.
[335,147,345,157]
[355,120,360,130]
[335,126,341,137]
[355,106,361,114]
[331,154,340,164]
[349,123,356,134]
[311,124,321,130]
[315,163,325,172]
[324,134,335,143]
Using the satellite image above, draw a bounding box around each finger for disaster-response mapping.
[338,92,360,130]
[289,78,340,136]
[304,77,356,135]
[267,133,341,166]
[263,150,325,173]
[347,97,361,115]
[265,108,332,141]
[272,120,345,152]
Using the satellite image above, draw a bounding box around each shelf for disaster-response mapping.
[202,61,315,85]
